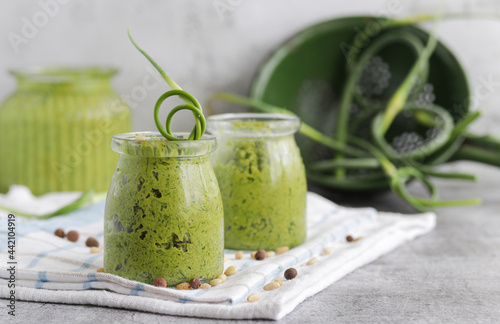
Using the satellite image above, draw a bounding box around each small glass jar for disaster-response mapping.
[207,113,307,250]
[104,132,224,286]
[0,67,130,195]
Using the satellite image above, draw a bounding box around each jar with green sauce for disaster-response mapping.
[207,113,307,250]
[104,132,224,286]
[0,67,130,195]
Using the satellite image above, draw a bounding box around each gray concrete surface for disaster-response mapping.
[2,162,499,323]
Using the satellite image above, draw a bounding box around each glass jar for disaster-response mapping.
[207,113,307,250]
[104,132,224,286]
[0,67,130,195]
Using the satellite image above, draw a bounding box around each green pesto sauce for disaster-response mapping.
[212,132,307,250]
[104,143,223,286]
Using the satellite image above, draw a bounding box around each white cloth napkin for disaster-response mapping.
[0,186,435,320]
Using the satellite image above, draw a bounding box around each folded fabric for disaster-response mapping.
[0,187,435,320]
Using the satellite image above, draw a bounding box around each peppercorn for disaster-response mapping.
[284,268,297,280]
[153,278,167,287]
[54,228,65,238]
[190,277,201,289]
[255,249,266,261]
[346,235,362,242]
[85,237,99,247]
[66,230,79,242]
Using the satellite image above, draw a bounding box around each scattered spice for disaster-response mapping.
[54,228,65,238]
[217,274,227,282]
[200,283,211,289]
[190,277,201,289]
[255,249,266,261]
[275,246,289,254]
[274,279,282,287]
[224,266,238,276]
[266,251,276,257]
[346,235,362,242]
[323,247,332,255]
[264,282,280,291]
[97,268,105,273]
[307,257,318,266]
[177,282,190,290]
[153,278,167,287]
[250,251,257,259]
[66,230,79,242]
[85,237,99,247]
[284,268,297,280]
[235,251,244,260]
[247,293,261,302]
[90,247,102,254]
[210,278,222,286]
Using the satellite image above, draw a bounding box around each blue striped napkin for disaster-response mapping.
[0,186,435,320]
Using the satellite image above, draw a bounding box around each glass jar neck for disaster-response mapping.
[112,132,217,159]
[216,133,296,143]
[207,113,300,139]
[11,67,116,93]
[16,78,113,93]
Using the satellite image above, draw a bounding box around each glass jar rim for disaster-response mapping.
[9,66,118,83]
[111,132,217,158]
[207,113,300,137]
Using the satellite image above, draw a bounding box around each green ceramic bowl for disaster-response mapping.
[251,16,470,191]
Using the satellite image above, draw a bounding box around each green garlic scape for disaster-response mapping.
[128,29,206,141]
[209,14,495,212]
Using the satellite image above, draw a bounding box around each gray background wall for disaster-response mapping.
[1,0,499,136]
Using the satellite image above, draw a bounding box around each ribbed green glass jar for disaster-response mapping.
[0,67,131,195]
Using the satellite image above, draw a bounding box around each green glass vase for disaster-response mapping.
[0,67,131,195]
